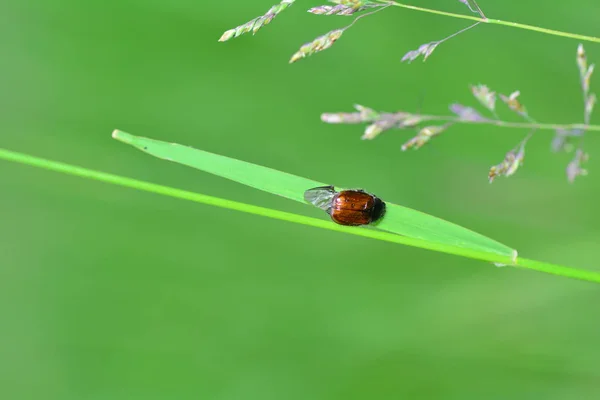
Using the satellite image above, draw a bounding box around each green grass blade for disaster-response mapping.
[113,129,517,260]
[1,145,599,284]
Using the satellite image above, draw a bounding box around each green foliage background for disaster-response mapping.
[1,0,599,398]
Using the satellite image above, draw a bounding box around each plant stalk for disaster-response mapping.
[381,1,600,44]
[416,115,600,132]
[1,146,599,284]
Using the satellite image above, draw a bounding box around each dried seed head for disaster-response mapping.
[290,29,344,63]
[470,84,496,113]
[450,103,487,122]
[219,0,296,42]
[401,124,449,151]
[566,149,589,183]
[551,128,584,153]
[500,90,528,116]
[488,143,526,183]
[401,42,439,63]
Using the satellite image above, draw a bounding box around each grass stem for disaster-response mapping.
[1,145,599,284]
[382,1,600,44]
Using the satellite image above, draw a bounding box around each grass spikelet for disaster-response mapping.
[289,29,344,63]
[577,45,596,124]
[499,90,528,117]
[567,149,589,183]
[585,94,597,123]
[321,104,379,124]
[290,3,390,63]
[401,41,439,63]
[401,22,480,63]
[577,44,589,85]
[308,5,358,16]
[218,0,295,42]
[488,142,526,183]
[551,128,584,153]
[363,119,398,140]
[401,124,451,151]
[309,1,381,16]
[470,84,497,115]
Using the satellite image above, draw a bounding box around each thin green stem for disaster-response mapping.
[436,21,481,45]
[381,1,600,44]
[1,146,599,283]
[513,258,600,282]
[345,2,391,30]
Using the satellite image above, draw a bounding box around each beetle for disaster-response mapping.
[304,185,386,226]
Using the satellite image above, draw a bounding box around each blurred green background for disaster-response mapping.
[2,0,600,398]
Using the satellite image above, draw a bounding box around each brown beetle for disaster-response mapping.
[304,185,386,226]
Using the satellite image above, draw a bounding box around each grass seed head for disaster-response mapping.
[551,128,584,153]
[401,42,440,63]
[577,44,588,78]
[567,149,589,183]
[500,90,528,117]
[309,1,380,16]
[470,84,496,113]
[488,143,526,183]
[401,124,449,151]
[218,0,295,42]
[363,118,397,140]
[582,64,594,95]
[321,104,379,124]
[289,29,345,63]
[585,93,597,124]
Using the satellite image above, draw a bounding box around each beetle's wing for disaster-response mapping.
[304,185,336,212]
